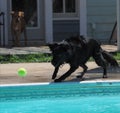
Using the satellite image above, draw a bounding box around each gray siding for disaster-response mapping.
[53,20,79,42]
[87,0,116,42]
[53,0,116,43]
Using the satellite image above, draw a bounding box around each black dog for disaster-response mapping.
[48,36,119,82]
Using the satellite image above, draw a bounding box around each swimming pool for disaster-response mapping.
[0,81,120,113]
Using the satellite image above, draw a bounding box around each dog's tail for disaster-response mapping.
[101,50,119,67]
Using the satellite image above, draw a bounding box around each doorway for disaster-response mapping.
[11,0,38,27]
[10,0,45,46]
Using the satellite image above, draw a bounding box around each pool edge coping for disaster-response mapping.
[1,80,120,87]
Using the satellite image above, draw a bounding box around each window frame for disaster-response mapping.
[53,0,79,19]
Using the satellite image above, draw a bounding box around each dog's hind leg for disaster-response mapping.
[103,67,107,78]
[52,66,59,79]
[76,64,88,79]
[93,52,108,78]
[54,66,78,82]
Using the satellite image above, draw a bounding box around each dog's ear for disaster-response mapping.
[10,11,19,18]
[10,11,16,18]
[47,43,58,51]
[10,11,15,15]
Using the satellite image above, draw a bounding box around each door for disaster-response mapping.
[10,0,45,46]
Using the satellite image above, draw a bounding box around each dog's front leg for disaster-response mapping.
[15,31,21,46]
[11,30,16,46]
[54,66,78,82]
[52,66,59,79]
[24,29,27,46]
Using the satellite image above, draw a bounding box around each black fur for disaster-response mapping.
[48,36,119,82]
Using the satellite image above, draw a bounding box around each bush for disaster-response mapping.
[0,53,52,63]
[0,52,120,64]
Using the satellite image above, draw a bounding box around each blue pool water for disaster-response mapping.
[0,82,120,113]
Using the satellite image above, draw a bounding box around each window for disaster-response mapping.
[53,0,78,18]
[12,0,38,27]
[53,0,63,13]
[53,0,75,13]
[65,0,75,13]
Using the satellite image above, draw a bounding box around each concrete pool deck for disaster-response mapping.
[0,62,120,85]
[0,44,120,85]
[0,44,118,55]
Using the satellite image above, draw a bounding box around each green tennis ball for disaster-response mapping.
[18,68,27,77]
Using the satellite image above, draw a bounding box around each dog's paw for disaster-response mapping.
[103,75,108,78]
[54,79,62,82]
[76,75,85,81]
[76,75,82,78]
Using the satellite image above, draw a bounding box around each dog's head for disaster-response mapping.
[48,43,70,67]
[11,11,24,17]
[11,11,24,24]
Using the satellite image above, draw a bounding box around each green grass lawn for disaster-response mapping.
[114,52,120,60]
[0,53,52,63]
[0,52,120,64]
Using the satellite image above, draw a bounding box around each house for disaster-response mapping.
[0,0,118,47]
